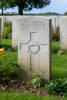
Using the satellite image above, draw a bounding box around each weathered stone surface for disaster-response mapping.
[51,16,56,32]
[0,18,2,41]
[3,16,23,48]
[60,17,67,49]
[17,16,51,81]
[12,16,48,48]
[12,19,18,48]
[12,16,28,48]
[3,15,62,48]
[3,15,61,48]
[3,15,23,23]
[0,16,3,33]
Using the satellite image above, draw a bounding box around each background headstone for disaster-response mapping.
[12,16,28,48]
[0,16,3,33]
[60,17,67,49]
[12,19,19,48]
[2,16,23,48]
[17,16,51,81]
[50,16,56,32]
[0,18,2,41]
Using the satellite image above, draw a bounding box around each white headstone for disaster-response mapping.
[60,17,67,49]
[0,18,2,40]
[2,15,23,48]
[12,16,28,48]
[51,16,56,32]
[0,16,3,33]
[12,19,18,48]
[56,16,60,27]
[17,16,51,81]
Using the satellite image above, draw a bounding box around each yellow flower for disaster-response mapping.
[0,48,5,53]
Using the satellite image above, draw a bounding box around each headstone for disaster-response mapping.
[17,16,51,81]
[2,15,23,48]
[49,16,61,33]
[60,17,67,49]
[12,16,27,48]
[12,19,18,48]
[56,16,60,28]
[0,18,2,41]
[51,16,56,32]
[0,16,3,33]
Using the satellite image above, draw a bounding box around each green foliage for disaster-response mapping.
[28,76,43,88]
[64,12,67,15]
[51,26,60,41]
[0,52,19,84]
[0,0,8,10]
[0,0,13,14]
[51,41,60,54]
[1,0,51,15]
[55,27,60,40]
[1,39,12,46]
[51,54,67,79]
[0,39,15,52]
[38,12,60,15]
[57,50,64,56]
[54,49,67,56]
[52,41,67,55]
[2,22,12,39]
[0,92,65,100]
[63,49,67,54]
[0,39,18,84]
[51,32,58,41]
[51,41,67,79]
[0,44,15,52]
[46,78,67,96]
[51,41,59,54]
[51,46,59,54]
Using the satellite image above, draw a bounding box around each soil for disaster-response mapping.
[0,79,48,96]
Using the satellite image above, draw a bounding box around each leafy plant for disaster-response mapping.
[55,27,60,40]
[51,32,58,41]
[62,49,67,55]
[51,41,60,54]
[51,26,60,41]
[57,50,64,56]
[51,46,59,54]
[46,78,67,96]
[2,22,12,39]
[0,51,19,84]
[28,76,43,88]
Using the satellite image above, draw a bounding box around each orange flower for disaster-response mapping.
[0,48,5,53]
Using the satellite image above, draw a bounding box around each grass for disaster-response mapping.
[52,41,60,48]
[1,39,67,79]
[0,92,66,100]
[51,54,67,78]
[0,39,67,99]
[1,23,67,99]
[51,41,67,79]
[0,39,18,65]
[0,52,17,63]
[1,39,12,46]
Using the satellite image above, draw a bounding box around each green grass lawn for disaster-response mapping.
[51,54,67,78]
[0,39,67,99]
[51,41,67,79]
[0,39,17,63]
[0,92,66,100]
[1,39,67,79]
[52,41,60,48]
[1,39,12,46]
